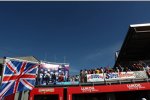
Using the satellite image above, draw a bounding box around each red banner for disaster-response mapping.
[30,87,64,100]
[67,82,150,100]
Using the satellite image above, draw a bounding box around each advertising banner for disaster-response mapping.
[87,74,104,82]
[134,71,148,79]
[87,71,147,82]
[67,82,150,95]
[105,72,119,80]
[56,81,79,85]
[105,72,136,81]
[118,72,136,79]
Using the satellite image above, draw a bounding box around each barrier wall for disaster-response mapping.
[5,82,150,100]
[67,82,150,100]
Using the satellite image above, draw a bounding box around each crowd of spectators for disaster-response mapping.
[68,75,80,82]
[116,63,145,72]
[79,62,150,83]
[37,70,79,85]
[36,61,150,85]
[37,70,67,85]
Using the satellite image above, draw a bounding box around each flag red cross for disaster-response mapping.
[2,61,37,93]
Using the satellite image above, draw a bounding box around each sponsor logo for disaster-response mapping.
[119,72,135,78]
[127,84,145,90]
[38,88,54,93]
[106,73,119,79]
[87,74,103,79]
[81,86,98,92]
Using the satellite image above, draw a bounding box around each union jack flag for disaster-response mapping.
[0,58,39,99]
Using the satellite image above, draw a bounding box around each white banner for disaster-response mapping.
[86,71,147,82]
[105,72,120,80]
[105,72,136,81]
[118,72,136,79]
[134,71,148,79]
[87,74,104,82]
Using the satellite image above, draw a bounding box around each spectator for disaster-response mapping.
[45,72,50,85]
[80,70,85,83]
[52,73,56,84]
[84,69,88,82]
[96,68,100,74]
[100,67,104,73]
[39,72,44,85]
[58,73,64,82]
[75,75,79,81]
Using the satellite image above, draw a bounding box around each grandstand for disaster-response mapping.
[115,23,150,66]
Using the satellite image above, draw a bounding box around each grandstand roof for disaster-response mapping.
[115,23,150,66]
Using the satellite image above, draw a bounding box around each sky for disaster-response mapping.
[0,1,150,75]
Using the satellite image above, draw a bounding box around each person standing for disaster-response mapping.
[52,72,56,84]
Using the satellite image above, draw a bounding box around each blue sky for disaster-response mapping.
[0,2,150,75]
